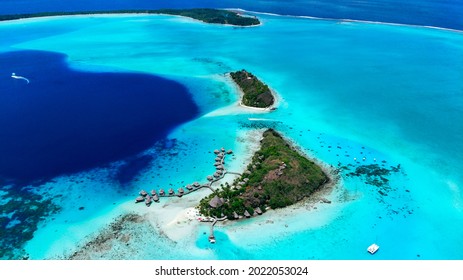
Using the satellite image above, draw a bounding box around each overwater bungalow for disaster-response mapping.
[213,172,220,178]
[221,147,225,152]
[152,194,159,202]
[214,162,220,166]
[207,175,213,181]
[214,149,220,154]
[193,182,200,188]
[135,196,145,203]
[227,149,233,154]
[169,188,175,195]
[255,207,263,215]
[186,184,193,190]
[217,170,223,175]
[244,210,251,218]
[159,189,165,196]
[145,196,152,206]
[216,165,224,170]
[178,188,184,194]
[150,190,157,196]
[215,157,221,162]
[139,190,148,197]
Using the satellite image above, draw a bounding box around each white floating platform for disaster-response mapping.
[367,243,380,254]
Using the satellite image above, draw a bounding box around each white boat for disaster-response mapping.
[11,73,30,84]
[367,243,380,254]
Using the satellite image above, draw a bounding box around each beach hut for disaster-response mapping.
[186,184,193,190]
[244,210,251,218]
[233,211,239,219]
[209,195,224,208]
[135,196,144,203]
[257,185,263,190]
[150,190,157,196]
[169,188,175,195]
[243,178,249,183]
[159,189,165,196]
[214,149,220,154]
[255,207,263,215]
[139,190,148,197]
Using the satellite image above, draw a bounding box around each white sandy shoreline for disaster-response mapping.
[59,126,343,259]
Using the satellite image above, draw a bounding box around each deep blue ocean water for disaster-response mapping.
[0,50,198,184]
[0,0,462,30]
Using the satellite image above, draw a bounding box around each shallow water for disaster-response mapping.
[0,12,462,259]
[0,0,461,30]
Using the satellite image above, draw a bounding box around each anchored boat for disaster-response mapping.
[367,243,380,254]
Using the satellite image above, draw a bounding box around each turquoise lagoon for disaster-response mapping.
[0,13,462,259]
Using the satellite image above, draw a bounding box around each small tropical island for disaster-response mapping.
[230,69,275,108]
[0,8,260,26]
[198,129,330,220]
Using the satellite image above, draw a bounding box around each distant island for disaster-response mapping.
[0,8,260,26]
[198,129,330,219]
[230,69,275,109]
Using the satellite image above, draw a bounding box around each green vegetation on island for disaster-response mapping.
[0,8,260,26]
[198,129,329,219]
[230,70,275,108]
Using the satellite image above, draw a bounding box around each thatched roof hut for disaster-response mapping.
[150,190,157,196]
[221,147,225,152]
[152,194,159,202]
[168,188,174,195]
[255,207,263,215]
[139,190,148,197]
[227,149,233,154]
[159,189,165,196]
[209,195,224,208]
[145,196,152,206]
[244,210,251,218]
[186,184,193,190]
[178,188,184,194]
[233,211,239,219]
[243,178,249,182]
[193,182,200,187]
[207,175,213,181]
[214,162,220,166]
[213,172,220,178]
[135,196,144,203]
[215,157,221,162]
[214,149,220,154]
[216,165,224,170]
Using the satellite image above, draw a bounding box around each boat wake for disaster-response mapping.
[11,72,30,84]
